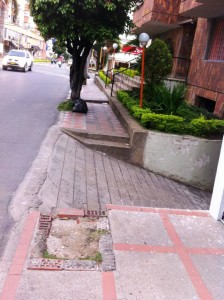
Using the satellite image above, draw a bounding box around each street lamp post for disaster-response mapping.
[138,33,150,108]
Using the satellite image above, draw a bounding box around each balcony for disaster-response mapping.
[180,0,224,18]
[133,0,188,36]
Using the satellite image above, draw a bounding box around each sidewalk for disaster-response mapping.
[1,207,224,300]
[0,75,223,300]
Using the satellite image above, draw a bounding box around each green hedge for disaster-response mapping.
[98,70,111,85]
[34,59,50,62]
[117,90,224,138]
[117,67,139,78]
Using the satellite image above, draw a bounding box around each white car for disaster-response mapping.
[2,49,33,72]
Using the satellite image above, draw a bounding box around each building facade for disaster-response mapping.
[0,0,6,54]
[0,0,45,57]
[133,0,224,118]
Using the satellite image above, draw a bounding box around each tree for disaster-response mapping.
[30,0,143,112]
[140,38,172,86]
[53,41,70,61]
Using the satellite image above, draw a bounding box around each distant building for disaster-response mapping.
[133,0,224,118]
[1,0,46,57]
[0,0,6,54]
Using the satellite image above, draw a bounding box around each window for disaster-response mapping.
[8,50,25,57]
[196,96,215,113]
[207,18,224,61]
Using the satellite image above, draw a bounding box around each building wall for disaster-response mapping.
[187,18,224,117]
[133,0,224,117]
[0,1,5,44]
[179,0,202,14]
[133,0,184,28]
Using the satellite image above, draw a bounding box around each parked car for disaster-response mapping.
[2,49,33,72]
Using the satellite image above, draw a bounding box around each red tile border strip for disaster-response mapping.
[102,272,117,300]
[159,213,213,300]
[114,243,175,253]
[106,204,209,217]
[187,247,224,255]
[114,243,224,256]
[0,211,39,300]
[56,208,84,218]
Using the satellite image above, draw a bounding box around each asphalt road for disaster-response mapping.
[0,62,70,256]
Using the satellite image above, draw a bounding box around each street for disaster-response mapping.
[0,61,70,256]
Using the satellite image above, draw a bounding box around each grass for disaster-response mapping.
[42,250,59,259]
[79,252,103,263]
[57,99,73,111]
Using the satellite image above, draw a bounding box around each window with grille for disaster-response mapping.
[207,18,224,61]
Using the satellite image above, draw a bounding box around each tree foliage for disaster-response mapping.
[140,38,172,86]
[53,41,70,60]
[30,0,143,107]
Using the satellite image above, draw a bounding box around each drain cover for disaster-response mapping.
[84,210,107,217]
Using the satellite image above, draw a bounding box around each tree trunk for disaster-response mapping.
[67,39,93,113]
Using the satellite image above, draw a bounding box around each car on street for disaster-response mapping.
[2,49,33,72]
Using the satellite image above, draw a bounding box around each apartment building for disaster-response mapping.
[1,0,45,57]
[0,0,6,54]
[133,0,224,117]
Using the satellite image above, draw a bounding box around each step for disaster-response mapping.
[62,130,131,162]
[115,73,142,86]
[114,81,133,91]
[62,128,130,144]
[114,77,140,90]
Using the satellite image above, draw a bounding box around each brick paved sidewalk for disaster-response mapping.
[60,103,128,138]
[39,133,211,214]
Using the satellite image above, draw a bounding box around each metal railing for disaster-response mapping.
[104,57,140,96]
[110,63,139,96]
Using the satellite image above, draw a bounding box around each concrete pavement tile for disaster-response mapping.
[169,215,224,248]
[191,254,224,300]
[109,210,173,246]
[114,251,199,300]
[15,271,103,300]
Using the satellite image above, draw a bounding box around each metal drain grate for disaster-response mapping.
[39,214,52,236]
[84,210,107,217]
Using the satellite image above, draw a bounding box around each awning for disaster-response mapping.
[4,39,19,48]
[113,52,139,63]
[4,24,44,41]
[122,45,143,55]
[31,45,40,51]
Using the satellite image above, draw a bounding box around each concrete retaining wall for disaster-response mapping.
[95,74,222,191]
[143,131,222,191]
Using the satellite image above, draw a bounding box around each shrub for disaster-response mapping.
[188,117,224,137]
[117,90,136,108]
[176,102,217,121]
[98,70,111,85]
[130,105,151,119]
[176,102,201,120]
[145,83,187,115]
[138,39,172,86]
[141,113,186,134]
[118,67,139,78]
[116,90,224,138]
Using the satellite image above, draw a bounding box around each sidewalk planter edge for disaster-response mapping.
[143,131,222,191]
